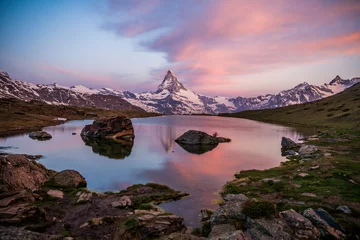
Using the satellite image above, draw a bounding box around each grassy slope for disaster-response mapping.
[219,83,360,234]
[0,98,160,136]
[220,82,360,131]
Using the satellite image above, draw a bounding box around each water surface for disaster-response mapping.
[0,116,306,227]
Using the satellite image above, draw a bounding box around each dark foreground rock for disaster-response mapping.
[281,137,300,151]
[81,116,135,141]
[29,131,52,140]
[0,154,55,192]
[0,154,189,240]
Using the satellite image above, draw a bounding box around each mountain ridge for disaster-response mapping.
[0,70,359,115]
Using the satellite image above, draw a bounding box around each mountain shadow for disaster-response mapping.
[81,136,133,160]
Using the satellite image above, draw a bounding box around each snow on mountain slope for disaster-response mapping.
[1,70,359,115]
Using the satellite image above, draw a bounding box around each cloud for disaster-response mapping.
[104,0,360,95]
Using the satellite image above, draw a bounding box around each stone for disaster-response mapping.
[79,222,89,228]
[0,154,55,192]
[301,193,317,198]
[208,224,246,240]
[175,130,230,145]
[262,178,281,183]
[303,208,346,240]
[111,196,132,208]
[298,145,318,155]
[81,116,135,141]
[223,194,248,202]
[315,208,346,233]
[166,232,205,240]
[200,209,211,222]
[211,197,247,225]
[283,150,297,156]
[72,133,76,135]
[0,226,63,240]
[298,173,309,177]
[0,190,33,207]
[281,137,301,150]
[310,166,319,170]
[29,131,52,139]
[279,209,320,239]
[47,189,64,199]
[336,206,351,215]
[245,217,292,240]
[51,170,87,188]
[76,191,92,203]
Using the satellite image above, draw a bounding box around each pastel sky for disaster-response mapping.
[0,0,360,97]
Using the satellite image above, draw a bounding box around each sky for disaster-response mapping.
[0,0,360,97]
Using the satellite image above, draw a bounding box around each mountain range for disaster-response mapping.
[0,70,359,115]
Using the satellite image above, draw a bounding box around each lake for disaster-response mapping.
[0,115,306,227]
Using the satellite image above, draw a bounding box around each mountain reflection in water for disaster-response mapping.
[0,116,313,227]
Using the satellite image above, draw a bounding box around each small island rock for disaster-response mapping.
[29,131,52,139]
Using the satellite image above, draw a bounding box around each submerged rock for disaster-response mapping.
[29,131,52,140]
[81,116,135,141]
[175,130,231,145]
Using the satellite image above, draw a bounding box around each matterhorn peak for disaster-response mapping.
[157,70,187,93]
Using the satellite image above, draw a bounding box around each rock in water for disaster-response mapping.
[0,154,55,192]
[175,130,230,145]
[81,116,135,142]
[29,131,52,140]
[50,170,87,188]
[281,137,300,150]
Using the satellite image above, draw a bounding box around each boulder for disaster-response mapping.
[111,196,132,208]
[47,189,64,199]
[81,116,135,142]
[281,137,300,150]
[303,208,346,240]
[211,194,248,225]
[315,208,346,233]
[29,131,52,139]
[0,154,55,192]
[0,190,34,207]
[279,209,320,240]
[336,206,351,215]
[76,191,93,203]
[282,150,297,156]
[245,217,292,240]
[51,170,87,188]
[298,145,318,155]
[209,224,248,240]
[175,130,230,145]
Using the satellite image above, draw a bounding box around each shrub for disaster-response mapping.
[242,199,276,219]
[137,203,152,210]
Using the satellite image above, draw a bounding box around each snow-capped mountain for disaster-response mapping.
[0,71,144,112]
[0,70,359,115]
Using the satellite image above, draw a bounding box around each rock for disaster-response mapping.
[29,131,52,139]
[298,145,318,155]
[245,217,292,240]
[282,150,297,156]
[81,116,135,141]
[298,173,309,177]
[303,208,346,240]
[47,189,64,199]
[0,190,34,207]
[279,209,320,239]
[79,222,89,228]
[72,132,76,135]
[76,191,92,203]
[111,195,132,208]
[0,205,46,224]
[86,112,98,117]
[175,130,230,145]
[211,195,247,225]
[301,193,317,198]
[315,208,345,233]
[310,166,319,170]
[200,209,212,222]
[223,194,248,202]
[262,178,281,183]
[281,137,301,150]
[209,224,246,240]
[336,205,351,215]
[0,226,63,240]
[51,170,87,188]
[166,232,205,240]
[0,154,55,192]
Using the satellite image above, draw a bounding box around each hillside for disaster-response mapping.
[219,82,360,130]
[0,98,159,136]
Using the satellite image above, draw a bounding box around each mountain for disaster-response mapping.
[0,70,359,115]
[0,71,144,112]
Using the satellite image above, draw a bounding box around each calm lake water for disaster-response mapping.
[0,116,307,227]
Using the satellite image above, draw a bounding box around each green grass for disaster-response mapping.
[242,199,276,219]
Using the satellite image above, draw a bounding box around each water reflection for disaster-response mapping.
[81,137,133,160]
[176,142,218,154]
[0,116,314,227]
